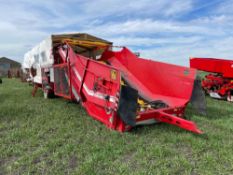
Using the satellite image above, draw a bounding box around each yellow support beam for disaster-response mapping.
[63,39,111,49]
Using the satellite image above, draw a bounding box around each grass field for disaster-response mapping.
[0,78,233,175]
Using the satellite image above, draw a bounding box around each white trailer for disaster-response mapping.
[22,33,112,84]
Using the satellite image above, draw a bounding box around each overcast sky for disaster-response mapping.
[0,0,233,65]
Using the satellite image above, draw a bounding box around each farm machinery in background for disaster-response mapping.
[22,33,205,134]
[190,58,233,102]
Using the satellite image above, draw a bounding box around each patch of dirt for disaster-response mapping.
[0,156,18,175]
[69,155,78,170]
[176,143,198,168]
[32,153,49,165]
[122,151,136,164]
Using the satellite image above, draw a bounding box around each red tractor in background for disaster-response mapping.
[190,57,233,102]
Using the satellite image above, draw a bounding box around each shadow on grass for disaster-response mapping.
[186,100,232,120]
[130,122,208,139]
[203,106,232,120]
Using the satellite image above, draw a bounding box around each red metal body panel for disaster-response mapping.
[101,48,197,107]
[56,45,123,130]
[137,107,202,134]
[190,57,233,78]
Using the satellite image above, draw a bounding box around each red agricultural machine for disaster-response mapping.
[190,57,233,102]
[23,33,205,134]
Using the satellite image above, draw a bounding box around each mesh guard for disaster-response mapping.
[54,65,70,96]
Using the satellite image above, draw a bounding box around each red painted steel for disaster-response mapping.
[101,48,197,107]
[36,43,203,134]
[190,57,233,100]
[60,45,202,133]
[137,108,202,134]
[190,57,233,78]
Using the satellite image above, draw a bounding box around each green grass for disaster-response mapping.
[0,78,233,175]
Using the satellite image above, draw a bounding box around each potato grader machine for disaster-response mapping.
[23,33,205,134]
[190,57,233,102]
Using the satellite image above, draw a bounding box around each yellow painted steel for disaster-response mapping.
[137,98,153,111]
[120,80,125,85]
[137,98,146,106]
[63,39,110,48]
[110,69,117,80]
